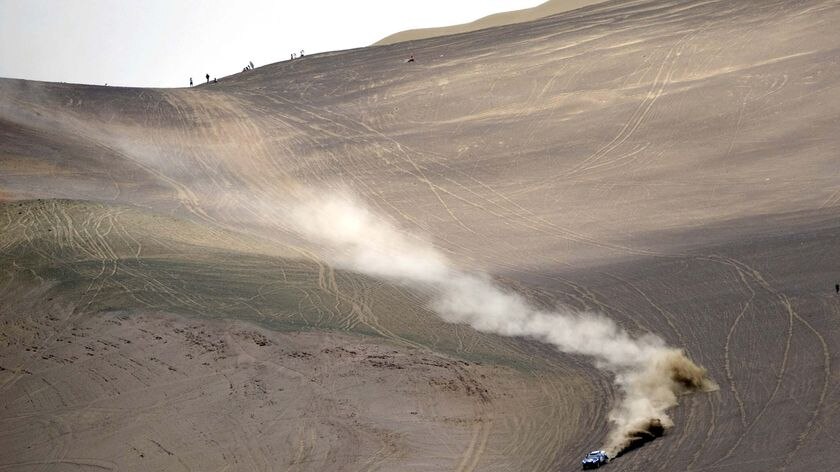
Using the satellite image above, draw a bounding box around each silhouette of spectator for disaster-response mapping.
[206,73,210,83]
[300,49,304,57]
[190,77,193,86]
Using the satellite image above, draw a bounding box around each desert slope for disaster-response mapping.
[2,0,840,471]
[374,0,610,45]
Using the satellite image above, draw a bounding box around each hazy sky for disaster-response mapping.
[0,0,544,88]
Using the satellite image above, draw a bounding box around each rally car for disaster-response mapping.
[581,450,609,469]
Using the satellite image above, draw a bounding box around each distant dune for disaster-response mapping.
[374,0,610,45]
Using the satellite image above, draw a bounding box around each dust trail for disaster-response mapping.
[288,189,716,458]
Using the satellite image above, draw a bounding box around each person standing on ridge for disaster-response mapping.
[205,73,210,83]
[189,77,193,86]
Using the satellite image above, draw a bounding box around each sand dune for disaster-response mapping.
[374,0,610,45]
[2,0,840,470]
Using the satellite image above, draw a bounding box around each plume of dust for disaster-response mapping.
[289,190,717,458]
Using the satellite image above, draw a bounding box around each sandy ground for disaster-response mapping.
[2,0,840,470]
[1,308,585,471]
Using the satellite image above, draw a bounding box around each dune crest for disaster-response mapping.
[374,0,609,45]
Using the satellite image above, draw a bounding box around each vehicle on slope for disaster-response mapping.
[581,450,610,469]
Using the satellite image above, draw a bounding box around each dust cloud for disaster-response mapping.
[289,190,717,458]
